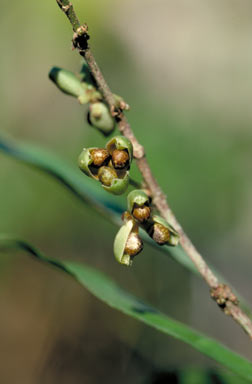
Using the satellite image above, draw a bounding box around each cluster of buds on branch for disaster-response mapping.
[114,190,179,266]
[49,64,129,136]
[78,136,133,195]
[49,63,179,266]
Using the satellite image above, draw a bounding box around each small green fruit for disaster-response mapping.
[88,102,115,136]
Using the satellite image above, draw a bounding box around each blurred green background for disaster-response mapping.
[0,0,252,383]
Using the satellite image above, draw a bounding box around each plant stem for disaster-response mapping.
[55,0,252,339]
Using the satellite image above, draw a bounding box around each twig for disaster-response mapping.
[55,0,252,339]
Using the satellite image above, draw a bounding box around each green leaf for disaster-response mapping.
[0,234,251,382]
[179,368,209,384]
[0,133,251,316]
[179,368,250,384]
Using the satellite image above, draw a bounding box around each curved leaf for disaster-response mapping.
[0,234,251,382]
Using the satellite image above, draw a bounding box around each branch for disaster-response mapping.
[55,0,252,339]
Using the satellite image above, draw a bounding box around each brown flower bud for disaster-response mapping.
[132,205,151,223]
[98,166,117,187]
[112,149,129,169]
[124,232,143,257]
[90,148,110,167]
[152,223,170,245]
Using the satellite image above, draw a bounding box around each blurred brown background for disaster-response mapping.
[0,0,252,383]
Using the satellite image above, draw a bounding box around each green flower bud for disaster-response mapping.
[113,213,143,266]
[78,147,129,195]
[106,136,133,169]
[148,215,179,246]
[127,189,151,223]
[49,67,90,104]
[88,102,115,136]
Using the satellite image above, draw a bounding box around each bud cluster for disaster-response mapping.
[49,63,179,268]
[78,136,133,195]
[49,62,129,136]
[128,189,179,247]
[113,190,180,267]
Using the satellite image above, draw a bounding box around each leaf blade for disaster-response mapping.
[0,234,251,382]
